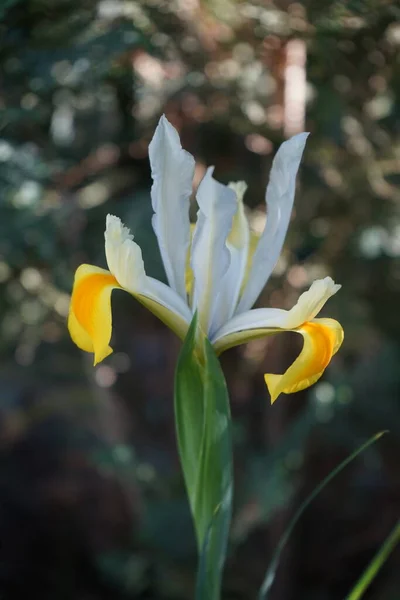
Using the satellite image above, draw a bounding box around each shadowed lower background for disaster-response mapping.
[0,0,399,598]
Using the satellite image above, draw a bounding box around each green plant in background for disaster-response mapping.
[68,115,345,598]
[345,517,400,600]
[258,430,389,600]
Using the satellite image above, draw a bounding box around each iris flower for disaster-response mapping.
[68,116,343,403]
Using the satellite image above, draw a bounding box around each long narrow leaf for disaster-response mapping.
[344,518,400,600]
[174,314,204,508]
[194,338,232,600]
[174,317,233,600]
[258,431,387,600]
[193,339,232,543]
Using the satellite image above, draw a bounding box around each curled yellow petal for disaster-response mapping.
[264,318,344,404]
[68,264,121,365]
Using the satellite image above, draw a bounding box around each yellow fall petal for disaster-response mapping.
[264,317,344,404]
[68,264,121,365]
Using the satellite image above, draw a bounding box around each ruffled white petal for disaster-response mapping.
[280,277,341,329]
[190,168,237,332]
[105,214,192,338]
[237,132,309,313]
[105,214,147,292]
[149,115,195,301]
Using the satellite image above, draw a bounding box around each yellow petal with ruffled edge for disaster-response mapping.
[68,264,121,365]
[264,317,344,404]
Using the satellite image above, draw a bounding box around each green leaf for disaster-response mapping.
[174,314,205,509]
[258,431,388,600]
[194,338,233,600]
[174,315,233,600]
[344,518,400,600]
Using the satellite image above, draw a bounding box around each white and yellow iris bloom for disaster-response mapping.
[68,115,343,403]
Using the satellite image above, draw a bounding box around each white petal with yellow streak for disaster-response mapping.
[209,181,250,336]
[190,168,237,333]
[212,277,340,351]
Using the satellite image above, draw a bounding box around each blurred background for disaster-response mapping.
[0,0,399,598]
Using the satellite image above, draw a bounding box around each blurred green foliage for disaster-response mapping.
[0,1,399,599]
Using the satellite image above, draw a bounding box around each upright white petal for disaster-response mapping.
[105,215,192,337]
[191,168,237,333]
[149,115,195,300]
[208,181,250,336]
[237,132,309,313]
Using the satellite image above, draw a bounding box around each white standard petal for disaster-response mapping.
[105,214,192,337]
[149,115,195,301]
[190,168,237,333]
[211,276,341,351]
[208,181,250,336]
[237,132,309,313]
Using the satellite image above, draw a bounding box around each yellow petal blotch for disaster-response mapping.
[264,317,344,404]
[68,264,121,365]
